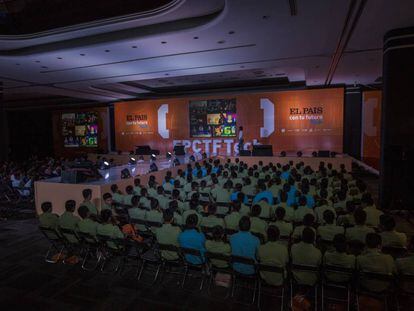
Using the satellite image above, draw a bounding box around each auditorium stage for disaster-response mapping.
[34,155,352,216]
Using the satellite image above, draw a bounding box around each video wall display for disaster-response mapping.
[62,112,98,147]
[189,98,237,138]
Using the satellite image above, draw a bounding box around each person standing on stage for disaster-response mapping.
[238,126,244,154]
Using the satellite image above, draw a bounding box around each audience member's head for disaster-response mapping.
[65,200,76,212]
[354,208,367,226]
[82,188,92,200]
[251,204,262,217]
[212,225,225,241]
[239,216,251,232]
[275,206,286,221]
[163,209,174,224]
[333,234,347,253]
[185,214,198,230]
[302,227,315,244]
[77,205,90,219]
[267,225,280,242]
[323,210,335,225]
[101,209,112,223]
[41,201,52,213]
[366,232,382,249]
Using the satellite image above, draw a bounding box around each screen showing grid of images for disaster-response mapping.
[62,112,98,147]
[189,98,237,138]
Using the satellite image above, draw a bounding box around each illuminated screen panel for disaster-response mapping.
[189,98,236,138]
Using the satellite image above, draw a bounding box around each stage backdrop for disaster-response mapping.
[52,106,109,157]
[114,88,344,155]
[362,90,382,170]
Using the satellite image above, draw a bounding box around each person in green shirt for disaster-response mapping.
[250,204,268,241]
[317,210,344,242]
[323,234,355,283]
[205,225,231,268]
[168,200,183,227]
[292,213,316,242]
[257,198,272,219]
[58,199,80,232]
[345,208,374,243]
[357,233,396,292]
[380,214,407,248]
[182,199,202,227]
[133,178,142,195]
[156,209,181,260]
[201,204,224,228]
[269,206,293,238]
[257,225,289,286]
[77,205,99,238]
[362,196,383,228]
[122,185,135,206]
[38,201,59,229]
[139,188,151,210]
[293,198,314,223]
[291,227,322,286]
[111,184,124,204]
[82,188,98,217]
[225,202,242,231]
[101,193,113,211]
[97,209,124,249]
[146,198,163,225]
[128,195,147,231]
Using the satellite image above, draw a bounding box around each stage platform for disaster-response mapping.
[34,155,352,216]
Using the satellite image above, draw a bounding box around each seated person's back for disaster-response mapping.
[156,209,181,260]
[291,227,322,286]
[257,225,289,286]
[317,210,344,242]
[323,234,355,283]
[205,226,231,268]
[357,233,396,292]
[270,206,293,238]
[77,205,98,237]
[346,208,374,243]
[39,201,59,229]
[201,203,224,228]
[178,214,206,264]
[230,216,260,275]
[380,214,407,248]
[249,204,268,240]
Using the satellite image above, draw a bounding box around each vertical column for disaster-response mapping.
[380,27,414,210]
[343,85,362,159]
[0,82,8,161]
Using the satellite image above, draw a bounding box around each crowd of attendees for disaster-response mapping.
[38,158,413,303]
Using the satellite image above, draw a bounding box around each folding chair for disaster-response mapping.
[230,255,259,305]
[39,226,66,264]
[96,234,126,273]
[77,231,102,271]
[321,264,355,311]
[205,251,232,298]
[129,218,151,238]
[180,247,207,290]
[157,243,185,287]
[356,270,395,311]
[396,273,414,311]
[136,241,163,286]
[257,264,286,311]
[59,227,83,264]
[290,263,320,311]
[381,246,408,259]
